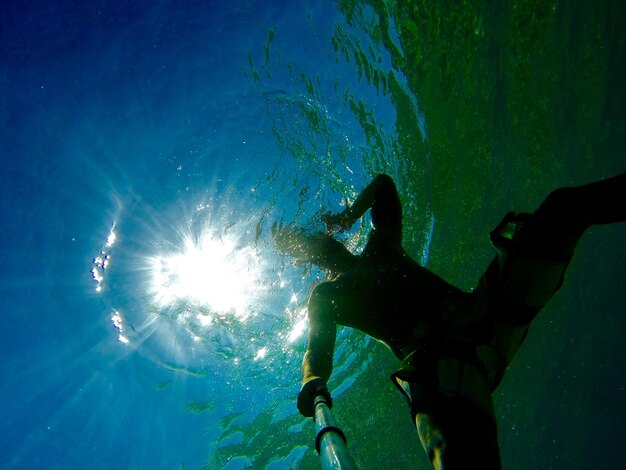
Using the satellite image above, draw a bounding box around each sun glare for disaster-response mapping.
[149,231,263,320]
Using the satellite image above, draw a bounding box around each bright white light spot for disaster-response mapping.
[197,313,212,327]
[111,311,123,330]
[91,267,103,283]
[254,347,268,361]
[106,224,117,247]
[149,232,263,320]
[92,221,117,293]
[111,311,129,345]
[287,313,308,343]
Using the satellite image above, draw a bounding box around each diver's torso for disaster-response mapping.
[341,228,470,360]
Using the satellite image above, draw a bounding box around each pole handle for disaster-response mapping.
[313,394,359,469]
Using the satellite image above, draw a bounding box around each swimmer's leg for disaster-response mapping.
[495,172,626,310]
[522,172,626,254]
[413,388,502,470]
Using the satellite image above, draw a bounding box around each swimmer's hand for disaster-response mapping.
[297,377,332,418]
[322,210,353,233]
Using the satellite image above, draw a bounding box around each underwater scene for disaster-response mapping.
[1,1,625,468]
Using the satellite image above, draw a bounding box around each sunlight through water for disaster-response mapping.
[148,231,263,321]
[89,192,314,375]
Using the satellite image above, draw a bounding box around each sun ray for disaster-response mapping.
[148,230,263,322]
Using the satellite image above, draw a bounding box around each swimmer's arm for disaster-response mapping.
[325,174,401,235]
[346,174,394,220]
[298,317,336,417]
[302,318,336,385]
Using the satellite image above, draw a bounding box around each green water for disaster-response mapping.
[214,2,625,468]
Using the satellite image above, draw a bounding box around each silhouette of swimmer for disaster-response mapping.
[274,172,626,469]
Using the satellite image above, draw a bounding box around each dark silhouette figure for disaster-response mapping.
[274,172,626,469]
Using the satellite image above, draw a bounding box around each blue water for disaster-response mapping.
[1,2,392,468]
[2,1,626,469]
